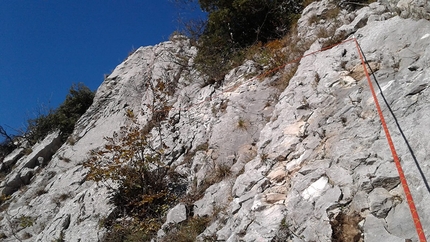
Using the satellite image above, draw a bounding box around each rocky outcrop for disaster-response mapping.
[0,1,429,241]
[0,132,62,196]
[0,147,24,172]
[382,0,430,20]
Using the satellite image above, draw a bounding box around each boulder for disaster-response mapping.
[165,203,187,225]
[1,167,34,196]
[369,188,394,218]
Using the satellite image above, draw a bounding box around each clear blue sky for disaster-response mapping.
[0,0,205,138]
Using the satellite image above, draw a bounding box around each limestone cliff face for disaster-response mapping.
[1,0,430,241]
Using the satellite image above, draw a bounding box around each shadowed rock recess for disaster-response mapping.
[1,0,430,241]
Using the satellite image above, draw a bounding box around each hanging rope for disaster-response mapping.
[353,38,427,242]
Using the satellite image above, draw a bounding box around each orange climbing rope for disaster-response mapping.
[254,37,427,241]
[353,38,427,242]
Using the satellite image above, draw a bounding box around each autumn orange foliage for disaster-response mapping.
[83,110,179,240]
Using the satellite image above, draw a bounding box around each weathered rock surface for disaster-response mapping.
[1,1,430,241]
[0,147,24,172]
[165,203,187,225]
[0,131,62,196]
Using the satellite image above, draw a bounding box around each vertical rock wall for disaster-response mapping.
[0,1,429,241]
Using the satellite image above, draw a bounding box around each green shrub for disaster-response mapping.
[193,0,305,81]
[56,83,94,136]
[199,0,303,47]
[26,83,94,144]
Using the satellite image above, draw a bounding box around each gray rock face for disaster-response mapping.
[363,214,405,242]
[167,203,187,223]
[1,1,430,241]
[369,187,394,218]
[0,131,62,196]
[0,147,24,172]
[384,0,430,20]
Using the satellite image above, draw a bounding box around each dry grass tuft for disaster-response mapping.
[237,118,248,130]
[330,212,363,242]
[269,64,298,91]
[161,216,212,242]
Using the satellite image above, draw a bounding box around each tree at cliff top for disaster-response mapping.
[193,0,303,81]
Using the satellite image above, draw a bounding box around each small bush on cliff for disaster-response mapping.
[84,111,181,241]
[161,216,211,242]
[56,83,95,136]
[26,83,94,144]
